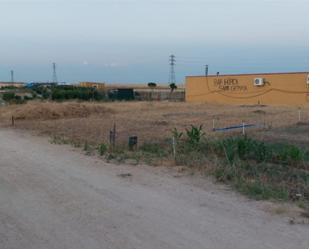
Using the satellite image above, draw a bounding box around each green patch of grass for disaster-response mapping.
[211,136,305,167]
[297,200,309,210]
[236,180,289,201]
[139,142,169,158]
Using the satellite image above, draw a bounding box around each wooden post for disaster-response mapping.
[11,116,15,126]
[298,107,301,123]
[212,119,215,131]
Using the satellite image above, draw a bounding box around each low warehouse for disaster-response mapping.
[185,72,309,105]
[79,82,105,90]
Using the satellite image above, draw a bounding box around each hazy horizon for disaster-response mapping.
[1,0,309,83]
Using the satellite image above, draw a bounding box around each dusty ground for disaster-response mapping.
[1,101,309,146]
[0,128,308,249]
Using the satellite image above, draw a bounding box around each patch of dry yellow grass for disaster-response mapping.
[0,101,113,121]
[1,101,309,145]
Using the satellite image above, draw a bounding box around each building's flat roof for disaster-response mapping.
[186,72,309,78]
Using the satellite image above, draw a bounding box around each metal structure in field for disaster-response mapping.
[10,70,14,83]
[169,54,176,85]
[52,62,58,84]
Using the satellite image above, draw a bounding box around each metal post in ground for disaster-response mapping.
[242,121,245,135]
[109,130,113,149]
[113,123,116,148]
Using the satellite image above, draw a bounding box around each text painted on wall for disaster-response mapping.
[213,78,248,92]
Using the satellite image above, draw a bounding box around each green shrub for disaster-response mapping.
[3,92,16,101]
[289,145,303,162]
[237,180,289,201]
[98,143,108,156]
[185,125,205,147]
[272,143,304,164]
[211,137,303,166]
[171,128,183,141]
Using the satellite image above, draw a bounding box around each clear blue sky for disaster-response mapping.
[0,0,308,83]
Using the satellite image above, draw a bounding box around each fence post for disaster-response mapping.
[172,136,176,160]
[242,121,245,135]
[298,107,302,123]
[212,119,215,131]
[113,123,116,148]
[109,123,116,151]
[11,116,15,126]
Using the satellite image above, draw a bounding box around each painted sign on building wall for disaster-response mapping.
[213,78,248,92]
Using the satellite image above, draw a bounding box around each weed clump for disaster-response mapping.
[97,143,108,156]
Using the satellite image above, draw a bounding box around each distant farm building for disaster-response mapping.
[0,82,24,89]
[186,72,309,105]
[106,84,185,101]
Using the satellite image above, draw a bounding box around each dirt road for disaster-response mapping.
[0,129,308,249]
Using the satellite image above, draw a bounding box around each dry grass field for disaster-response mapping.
[1,101,309,211]
[1,101,309,147]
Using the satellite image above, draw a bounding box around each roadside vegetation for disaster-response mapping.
[48,124,309,211]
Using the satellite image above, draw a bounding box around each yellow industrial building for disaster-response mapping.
[185,72,309,105]
[79,82,105,90]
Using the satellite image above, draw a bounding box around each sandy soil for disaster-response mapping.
[0,129,308,249]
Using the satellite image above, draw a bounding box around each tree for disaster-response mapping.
[169,83,178,101]
[147,82,157,101]
[147,82,157,88]
[169,83,177,92]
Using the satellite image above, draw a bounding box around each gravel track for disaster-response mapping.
[0,129,308,249]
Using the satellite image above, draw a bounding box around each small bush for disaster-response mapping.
[212,137,304,166]
[98,143,108,156]
[171,128,183,141]
[185,125,205,147]
[3,92,16,101]
[237,180,289,201]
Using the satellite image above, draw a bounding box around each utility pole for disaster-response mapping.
[205,65,209,77]
[52,62,58,84]
[169,54,176,85]
[10,70,14,83]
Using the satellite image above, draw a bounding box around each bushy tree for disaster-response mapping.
[169,83,177,92]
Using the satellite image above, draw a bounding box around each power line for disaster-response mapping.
[169,54,176,84]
